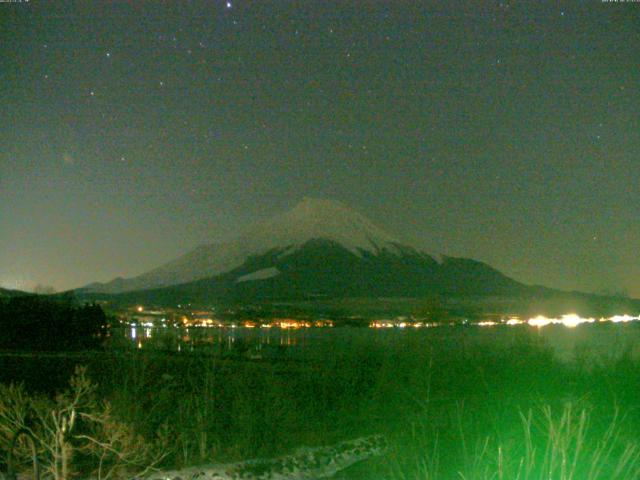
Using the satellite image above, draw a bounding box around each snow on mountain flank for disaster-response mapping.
[236,267,281,283]
[85,198,409,293]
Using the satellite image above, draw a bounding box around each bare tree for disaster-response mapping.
[0,367,168,480]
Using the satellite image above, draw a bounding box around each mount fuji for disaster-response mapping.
[82,198,526,302]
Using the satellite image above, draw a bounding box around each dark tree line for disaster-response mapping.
[0,295,108,351]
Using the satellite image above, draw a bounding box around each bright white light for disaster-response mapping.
[608,314,639,323]
[525,313,598,328]
[528,316,554,328]
[560,314,594,328]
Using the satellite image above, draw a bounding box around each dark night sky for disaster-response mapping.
[1,1,639,295]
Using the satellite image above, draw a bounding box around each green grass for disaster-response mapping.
[3,331,640,478]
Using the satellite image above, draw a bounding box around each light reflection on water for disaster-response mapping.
[113,321,640,363]
[118,323,309,358]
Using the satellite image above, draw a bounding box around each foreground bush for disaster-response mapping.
[0,367,166,480]
[387,401,640,480]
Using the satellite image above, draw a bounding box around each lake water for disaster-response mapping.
[113,321,640,364]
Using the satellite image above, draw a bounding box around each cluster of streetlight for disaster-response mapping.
[371,314,640,329]
[478,314,640,329]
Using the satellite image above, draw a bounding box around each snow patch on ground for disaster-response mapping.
[144,434,386,480]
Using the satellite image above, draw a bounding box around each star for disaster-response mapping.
[106,52,111,58]
[63,153,74,165]
[226,1,232,8]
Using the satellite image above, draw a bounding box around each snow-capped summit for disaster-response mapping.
[246,197,401,256]
[84,198,409,293]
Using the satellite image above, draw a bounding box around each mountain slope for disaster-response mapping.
[85,198,408,293]
[82,197,536,305]
[0,287,31,298]
[91,238,526,305]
